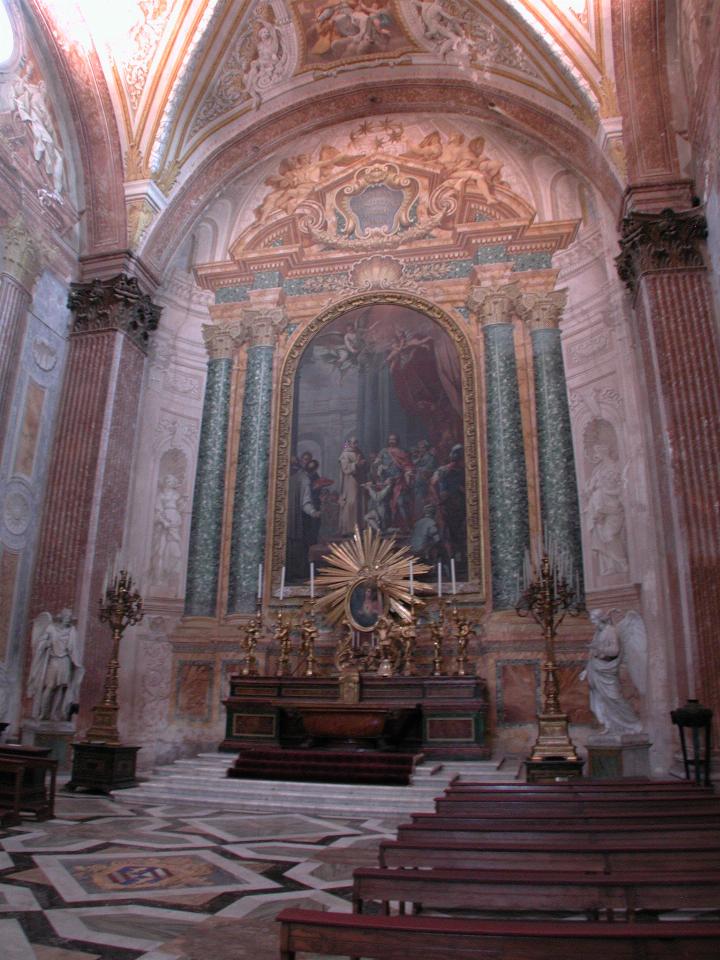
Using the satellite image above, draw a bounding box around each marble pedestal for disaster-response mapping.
[21,720,76,771]
[586,734,651,779]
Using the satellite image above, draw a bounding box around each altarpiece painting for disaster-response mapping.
[285,302,469,585]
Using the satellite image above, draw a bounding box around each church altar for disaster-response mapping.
[221,674,489,759]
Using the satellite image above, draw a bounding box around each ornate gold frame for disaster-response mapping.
[268,291,484,596]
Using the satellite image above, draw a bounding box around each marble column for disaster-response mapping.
[184,323,238,617]
[522,290,584,590]
[617,208,720,727]
[227,301,286,614]
[472,284,529,609]
[30,274,160,732]
[0,217,42,457]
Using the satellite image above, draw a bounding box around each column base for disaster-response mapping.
[527,711,580,762]
[586,734,651,779]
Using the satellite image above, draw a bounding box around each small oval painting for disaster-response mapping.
[346,580,387,632]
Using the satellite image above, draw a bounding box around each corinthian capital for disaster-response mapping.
[202,319,247,360]
[242,305,287,347]
[67,274,161,351]
[467,281,520,327]
[2,215,44,289]
[616,207,707,293]
[516,288,568,331]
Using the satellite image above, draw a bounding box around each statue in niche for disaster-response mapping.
[584,435,629,576]
[12,63,64,196]
[580,609,646,738]
[27,610,84,722]
[411,0,470,60]
[150,474,187,594]
[242,6,286,108]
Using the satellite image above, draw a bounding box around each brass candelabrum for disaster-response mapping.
[430,600,447,676]
[86,570,144,743]
[240,609,261,676]
[450,604,473,677]
[275,611,293,677]
[516,550,582,763]
[299,605,318,677]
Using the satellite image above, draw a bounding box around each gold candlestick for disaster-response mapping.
[430,599,446,676]
[240,614,261,676]
[86,570,144,743]
[275,611,292,677]
[299,605,318,677]
[516,550,582,763]
[451,606,472,677]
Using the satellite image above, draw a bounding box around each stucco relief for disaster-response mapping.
[581,417,629,580]
[138,634,173,733]
[11,62,64,197]
[123,1,171,112]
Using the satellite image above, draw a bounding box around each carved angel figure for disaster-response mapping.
[242,7,287,108]
[412,0,469,60]
[27,609,84,722]
[580,609,646,737]
[12,64,64,195]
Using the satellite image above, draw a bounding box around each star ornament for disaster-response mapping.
[314,525,432,625]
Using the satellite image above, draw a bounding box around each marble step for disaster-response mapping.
[119,754,520,815]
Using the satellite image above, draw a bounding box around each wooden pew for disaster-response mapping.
[395,822,720,845]
[352,866,720,919]
[0,755,56,821]
[378,836,720,872]
[433,797,720,816]
[408,813,720,832]
[277,909,720,960]
[447,780,713,793]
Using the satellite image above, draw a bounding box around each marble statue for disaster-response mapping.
[27,609,84,722]
[150,474,186,593]
[584,442,629,575]
[580,609,646,737]
[12,64,64,196]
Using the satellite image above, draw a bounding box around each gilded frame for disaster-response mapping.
[268,291,484,595]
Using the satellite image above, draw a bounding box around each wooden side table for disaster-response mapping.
[65,742,140,795]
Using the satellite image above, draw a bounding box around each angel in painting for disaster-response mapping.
[580,609,646,737]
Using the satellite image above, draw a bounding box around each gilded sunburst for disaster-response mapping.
[314,526,432,626]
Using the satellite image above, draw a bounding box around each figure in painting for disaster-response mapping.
[584,442,629,576]
[375,434,414,531]
[580,609,647,737]
[311,0,393,58]
[338,437,366,534]
[349,583,384,629]
[412,439,437,514]
[432,443,466,567]
[287,451,322,580]
[410,502,442,564]
[27,609,84,722]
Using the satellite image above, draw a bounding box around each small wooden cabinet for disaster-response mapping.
[65,742,140,795]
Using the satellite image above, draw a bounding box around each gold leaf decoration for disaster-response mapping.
[314,525,432,625]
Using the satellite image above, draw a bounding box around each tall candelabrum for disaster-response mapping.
[85,570,144,743]
[516,544,582,764]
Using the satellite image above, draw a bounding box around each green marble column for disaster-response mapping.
[479,294,530,609]
[526,292,584,592]
[228,303,285,613]
[184,328,234,616]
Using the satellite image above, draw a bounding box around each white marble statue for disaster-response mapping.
[27,609,83,722]
[150,474,186,593]
[12,64,64,196]
[584,441,629,575]
[580,609,646,737]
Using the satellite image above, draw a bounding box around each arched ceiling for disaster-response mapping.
[31,0,623,273]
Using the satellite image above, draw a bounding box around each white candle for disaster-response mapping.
[310,562,315,600]
[450,558,456,595]
[257,562,263,600]
[409,560,414,597]
[437,562,442,597]
[279,565,285,600]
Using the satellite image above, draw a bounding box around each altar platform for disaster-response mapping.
[221,675,489,760]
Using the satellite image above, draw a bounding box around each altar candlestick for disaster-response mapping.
[450,558,456,595]
[279,565,285,600]
[257,562,263,601]
[310,562,315,599]
[437,562,442,597]
[409,560,414,597]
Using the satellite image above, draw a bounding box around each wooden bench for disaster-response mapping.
[352,866,720,919]
[277,909,720,960]
[447,779,714,792]
[396,822,720,845]
[379,837,720,872]
[434,797,720,816]
[0,755,56,822]
[413,811,720,830]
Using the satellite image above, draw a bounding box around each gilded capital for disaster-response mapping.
[202,319,247,360]
[2,215,44,289]
[468,282,520,327]
[517,289,567,331]
[67,274,161,352]
[616,207,707,293]
[242,305,287,347]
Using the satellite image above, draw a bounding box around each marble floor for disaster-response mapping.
[0,791,403,960]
